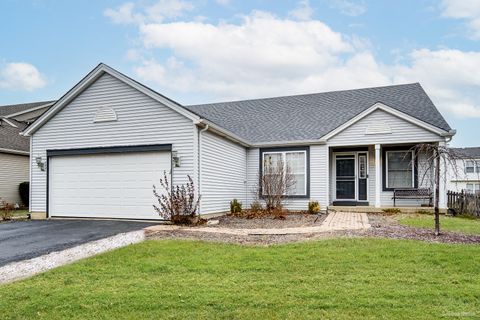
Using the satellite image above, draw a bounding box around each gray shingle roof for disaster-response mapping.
[451,147,480,159]
[0,101,55,117]
[0,119,29,152]
[184,83,451,144]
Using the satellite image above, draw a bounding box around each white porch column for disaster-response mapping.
[375,144,381,208]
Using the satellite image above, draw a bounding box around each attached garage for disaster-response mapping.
[47,145,171,220]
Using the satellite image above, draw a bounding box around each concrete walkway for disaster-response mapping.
[145,211,370,236]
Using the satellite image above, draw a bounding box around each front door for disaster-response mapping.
[336,155,356,200]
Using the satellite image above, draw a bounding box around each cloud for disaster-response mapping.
[0,62,46,91]
[104,0,193,24]
[329,0,366,17]
[215,0,231,6]
[441,0,480,39]
[288,0,314,21]
[107,4,480,119]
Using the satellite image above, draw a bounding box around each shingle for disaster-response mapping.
[0,119,29,152]
[450,147,480,158]
[0,101,55,117]
[184,83,452,144]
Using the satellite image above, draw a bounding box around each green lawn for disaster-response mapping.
[398,214,480,235]
[1,239,479,319]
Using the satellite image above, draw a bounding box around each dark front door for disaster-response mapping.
[336,155,355,200]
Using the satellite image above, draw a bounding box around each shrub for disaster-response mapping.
[250,200,263,212]
[382,208,401,214]
[19,182,29,206]
[415,209,432,215]
[308,201,321,214]
[259,159,296,210]
[153,172,201,225]
[230,199,242,214]
[1,201,14,221]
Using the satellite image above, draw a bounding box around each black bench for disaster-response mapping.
[392,188,433,207]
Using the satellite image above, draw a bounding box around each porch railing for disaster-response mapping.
[447,190,480,217]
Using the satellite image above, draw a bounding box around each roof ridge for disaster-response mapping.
[186,83,421,107]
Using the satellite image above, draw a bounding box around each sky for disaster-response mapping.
[1,0,479,146]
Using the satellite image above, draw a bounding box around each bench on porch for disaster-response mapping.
[392,188,433,207]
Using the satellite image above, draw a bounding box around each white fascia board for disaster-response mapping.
[0,148,29,156]
[1,118,18,128]
[4,102,55,119]
[251,139,327,148]
[22,63,200,136]
[320,102,449,141]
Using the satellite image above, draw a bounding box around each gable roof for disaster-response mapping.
[451,147,480,159]
[22,63,200,136]
[0,101,55,118]
[0,118,29,154]
[184,83,452,144]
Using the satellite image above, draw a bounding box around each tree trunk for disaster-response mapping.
[434,148,441,236]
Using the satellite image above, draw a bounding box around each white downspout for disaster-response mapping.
[198,124,209,215]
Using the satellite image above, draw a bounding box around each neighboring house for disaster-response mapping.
[22,63,455,220]
[447,147,480,194]
[0,101,55,205]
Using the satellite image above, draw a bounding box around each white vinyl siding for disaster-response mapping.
[199,131,247,214]
[246,145,328,211]
[0,153,29,205]
[30,73,196,213]
[328,109,443,146]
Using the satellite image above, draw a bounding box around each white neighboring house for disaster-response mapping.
[447,148,480,194]
[21,63,456,220]
[0,101,54,205]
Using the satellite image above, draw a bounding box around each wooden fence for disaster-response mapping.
[447,190,480,217]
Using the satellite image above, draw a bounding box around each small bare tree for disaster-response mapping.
[259,158,296,211]
[153,172,201,224]
[412,143,463,236]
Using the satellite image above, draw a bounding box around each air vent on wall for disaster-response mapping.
[365,121,391,135]
[94,107,117,123]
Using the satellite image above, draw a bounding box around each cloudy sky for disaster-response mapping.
[1,0,479,146]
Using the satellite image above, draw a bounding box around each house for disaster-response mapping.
[21,63,455,220]
[0,101,55,205]
[447,147,480,194]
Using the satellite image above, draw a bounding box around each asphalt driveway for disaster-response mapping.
[0,219,157,266]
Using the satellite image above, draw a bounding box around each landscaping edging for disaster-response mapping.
[0,230,145,285]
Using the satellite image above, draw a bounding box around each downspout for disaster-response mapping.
[198,124,209,215]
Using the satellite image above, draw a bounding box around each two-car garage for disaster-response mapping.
[47,145,171,220]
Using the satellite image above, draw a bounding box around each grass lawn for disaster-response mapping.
[11,209,29,217]
[0,239,479,319]
[398,214,480,235]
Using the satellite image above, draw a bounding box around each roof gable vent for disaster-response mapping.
[365,121,391,135]
[94,107,117,123]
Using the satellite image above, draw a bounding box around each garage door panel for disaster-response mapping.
[49,151,170,220]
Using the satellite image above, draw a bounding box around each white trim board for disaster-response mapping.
[22,63,201,136]
[4,102,55,119]
[320,102,452,141]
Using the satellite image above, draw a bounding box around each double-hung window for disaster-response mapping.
[466,183,480,194]
[385,150,414,189]
[465,161,475,173]
[262,150,307,196]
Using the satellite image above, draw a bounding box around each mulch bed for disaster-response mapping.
[209,212,326,229]
[147,212,480,246]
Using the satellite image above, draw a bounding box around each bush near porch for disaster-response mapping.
[1,239,479,319]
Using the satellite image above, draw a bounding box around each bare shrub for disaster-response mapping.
[260,158,296,211]
[1,201,14,221]
[153,172,201,225]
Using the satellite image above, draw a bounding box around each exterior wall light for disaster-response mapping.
[172,151,180,167]
[36,156,46,171]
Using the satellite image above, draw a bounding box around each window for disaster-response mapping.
[465,160,475,173]
[466,183,480,194]
[262,149,307,196]
[385,150,414,189]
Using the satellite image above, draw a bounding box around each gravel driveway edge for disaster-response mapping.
[0,230,145,285]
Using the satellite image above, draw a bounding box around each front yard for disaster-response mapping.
[398,214,480,235]
[1,238,479,319]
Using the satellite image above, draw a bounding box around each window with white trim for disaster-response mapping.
[466,183,480,194]
[262,150,307,196]
[385,150,414,188]
[465,160,475,173]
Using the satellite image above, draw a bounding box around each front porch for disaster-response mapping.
[328,143,446,209]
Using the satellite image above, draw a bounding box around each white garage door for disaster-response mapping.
[49,151,170,220]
